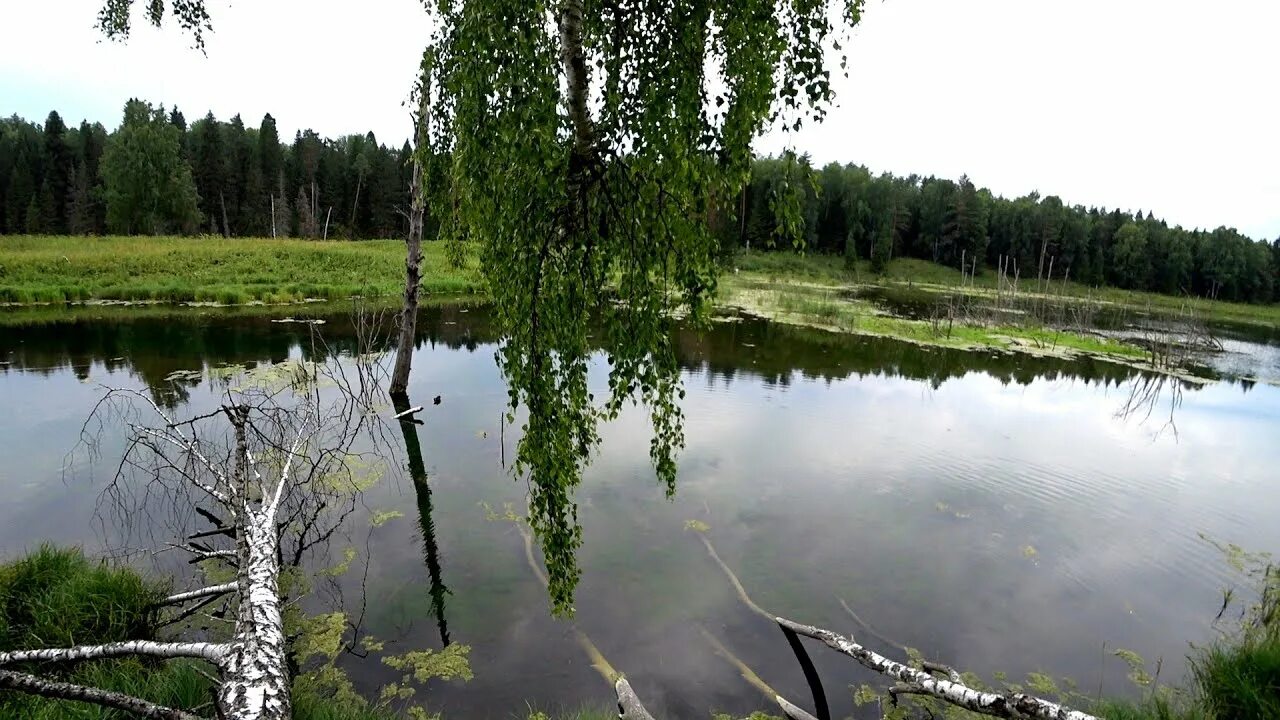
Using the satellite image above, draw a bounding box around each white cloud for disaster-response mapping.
[2,0,1276,238]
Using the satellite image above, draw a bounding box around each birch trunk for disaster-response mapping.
[216,509,290,720]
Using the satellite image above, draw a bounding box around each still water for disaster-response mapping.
[1,306,1277,718]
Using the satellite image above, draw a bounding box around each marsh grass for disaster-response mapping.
[723,275,1150,362]
[0,236,483,305]
[732,250,1280,330]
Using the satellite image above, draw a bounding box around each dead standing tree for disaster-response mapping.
[1,358,387,720]
[390,73,430,398]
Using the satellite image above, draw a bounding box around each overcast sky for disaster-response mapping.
[2,0,1277,239]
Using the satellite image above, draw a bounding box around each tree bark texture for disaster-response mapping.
[0,669,202,720]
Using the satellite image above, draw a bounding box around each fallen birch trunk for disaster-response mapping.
[774,618,1099,720]
[2,385,370,720]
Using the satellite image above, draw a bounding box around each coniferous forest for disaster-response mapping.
[3,103,1278,304]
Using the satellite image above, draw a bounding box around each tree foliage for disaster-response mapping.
[99,99,201,235]
[415,0,864,613]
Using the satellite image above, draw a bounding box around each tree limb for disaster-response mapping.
[775,618,1098,720]
[614,676,656,720]
[0,668,205,720]
[0,640,227,667]
[160,583,237,606]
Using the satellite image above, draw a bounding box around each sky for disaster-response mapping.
[1,0,1277,240]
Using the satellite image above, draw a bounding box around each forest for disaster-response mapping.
[3,103,1279,305]
[729,155,1280,304]
[0,102,412,241]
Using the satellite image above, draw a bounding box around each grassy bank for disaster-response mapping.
[1,238,1272,369]
[721,272,1151,361]
[731,251,1280,331]
[0,235,483,304]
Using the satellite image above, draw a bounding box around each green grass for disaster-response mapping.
[0,235,483,305]
[0,544,211,719]
[0,543,165,652]
[721,274,1152,363]
[0,547,646,719]
[1192,630,1280,719]
[731,250,1280,330]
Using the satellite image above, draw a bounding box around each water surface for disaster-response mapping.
[1,306,1277,718]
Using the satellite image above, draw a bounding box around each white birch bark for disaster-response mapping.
[161,582,237,606]
[0,669,202,720]
[614,677,656,720]
[776,618,1099,720]
[216,510,290,720]
[0,640,226,666]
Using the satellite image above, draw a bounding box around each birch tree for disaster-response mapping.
[93,0,866,614]
[0,356,398,720]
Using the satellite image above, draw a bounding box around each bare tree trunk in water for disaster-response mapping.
[391,113,427,396]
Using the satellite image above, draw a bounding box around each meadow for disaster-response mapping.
[0,235,483,305]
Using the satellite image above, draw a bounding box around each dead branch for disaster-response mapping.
[775,618,1098,720]
[160,583,238,607]
[0,668,203,720]
[0,640,227,666]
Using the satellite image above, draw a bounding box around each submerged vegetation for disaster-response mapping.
[6,544,1275,719]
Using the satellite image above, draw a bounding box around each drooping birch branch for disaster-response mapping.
[775,618,1100,720]
[0,669,204,720]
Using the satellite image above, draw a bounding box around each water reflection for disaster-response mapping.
[1,304,1233,402]
[392,393,452,647]
[2,305,1279,718]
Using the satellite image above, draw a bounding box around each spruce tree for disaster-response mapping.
[5,157,35,234]
[191,112,226,235]
[42,111,71,233]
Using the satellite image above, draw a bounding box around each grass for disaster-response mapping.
[0,235,483,305]
[731,250,1280,330]
[0,544,211,719]
[720,273,1153,364]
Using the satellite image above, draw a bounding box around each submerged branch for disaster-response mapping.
[775,618,1099,720]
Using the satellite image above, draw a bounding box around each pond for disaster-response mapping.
[1,305,1278,718]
